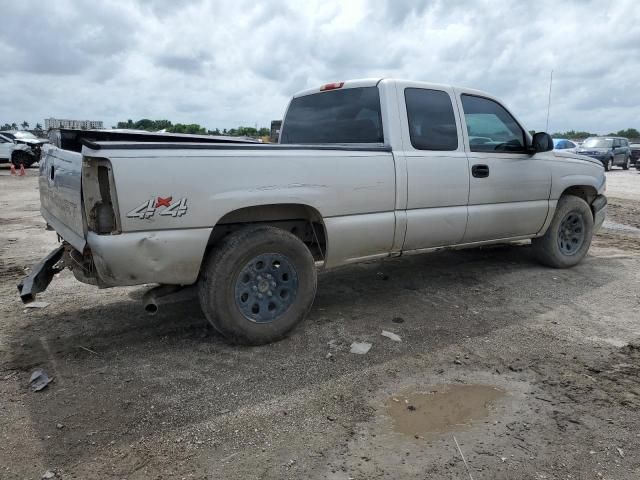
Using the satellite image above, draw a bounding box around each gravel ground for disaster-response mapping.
[1,165,639,479]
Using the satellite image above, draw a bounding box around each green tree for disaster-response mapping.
[614,128,640,138]
[21,121,29,130]
[11,122,18,130]
[34,123,43,132]
[1,123,11,130]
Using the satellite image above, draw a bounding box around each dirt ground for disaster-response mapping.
[1,165,639,480]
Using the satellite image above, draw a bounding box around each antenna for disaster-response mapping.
[545,70,553,132]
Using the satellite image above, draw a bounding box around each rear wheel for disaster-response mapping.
[532,195,594,268]
[198,225,317,345]
[622,155,630,170]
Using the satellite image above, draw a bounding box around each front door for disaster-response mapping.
[398,84,470,251]
[457,92,551,243]
[612,139,624,164]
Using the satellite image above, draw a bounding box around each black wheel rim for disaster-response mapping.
[234,253,298,323]
[557,212,585,256]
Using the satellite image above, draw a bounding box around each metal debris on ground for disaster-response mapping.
[381,330,401,342]
[349,342,372,354]
[25,301,50,309]
[29,369,52,392]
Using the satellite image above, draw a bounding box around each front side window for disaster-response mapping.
[280,87,383,144]
[404,88,458,151]
[461,94,526,153]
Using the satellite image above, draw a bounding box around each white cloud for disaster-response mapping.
[1,0,638,133]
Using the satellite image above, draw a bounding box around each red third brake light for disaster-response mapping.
[320,82,344,91]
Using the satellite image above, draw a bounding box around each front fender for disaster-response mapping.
[11,144,34,156]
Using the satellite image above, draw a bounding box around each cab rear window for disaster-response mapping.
[280,87,383,144]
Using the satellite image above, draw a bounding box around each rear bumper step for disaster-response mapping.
[18,245,65,303]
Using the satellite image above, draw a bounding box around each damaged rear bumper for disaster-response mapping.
[18,245,65,303]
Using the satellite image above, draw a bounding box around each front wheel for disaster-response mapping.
[622,155,630,170]
[532,195,594,268]
[605,157,613,171]
[11,151,34,168]
[198,225,317,345]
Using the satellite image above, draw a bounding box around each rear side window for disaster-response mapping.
[404,88,458,151]
[461,94,526,153]
[280,87,383,144]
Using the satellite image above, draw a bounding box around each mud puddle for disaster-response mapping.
[387,384,505,437]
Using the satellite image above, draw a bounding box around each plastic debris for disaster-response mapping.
[350,342,372,354]
[29,369,52,392]
[25,301,50,309]
[616,447,624,458]
[42,471,56,479]
[381,330,401,342]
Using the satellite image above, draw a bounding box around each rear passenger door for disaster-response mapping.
[397,85,470,251]
[457,92,551,242]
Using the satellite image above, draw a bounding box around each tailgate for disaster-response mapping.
[39,144,86,251]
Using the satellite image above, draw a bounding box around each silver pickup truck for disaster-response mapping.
[20,78,607,345]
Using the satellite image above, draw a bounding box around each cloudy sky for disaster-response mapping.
[1,0,638,133]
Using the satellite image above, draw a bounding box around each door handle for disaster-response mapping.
[471,164,490,178]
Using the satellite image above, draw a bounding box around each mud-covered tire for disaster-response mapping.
[532,195,594,268]
[11,151,34,168]
[198,225,317,345]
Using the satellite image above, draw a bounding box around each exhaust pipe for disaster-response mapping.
[142,285,197,315]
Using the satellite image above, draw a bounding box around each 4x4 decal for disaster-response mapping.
[127,196,188,219]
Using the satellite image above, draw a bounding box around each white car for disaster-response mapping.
[0,130,47,167]
[553,138,578,153]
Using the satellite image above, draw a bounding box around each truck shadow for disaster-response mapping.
[3,243,622,473]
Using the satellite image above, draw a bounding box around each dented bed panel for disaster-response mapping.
[82,147,397,236]
[87,228,212,287]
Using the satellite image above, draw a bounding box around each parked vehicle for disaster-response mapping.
[0,130,48,168]
[553,138,578,153]
[630,142,640,166]
[20,78,607,345]
[577,136,632,171]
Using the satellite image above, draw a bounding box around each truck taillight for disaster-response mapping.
[320,82,344,91]
[82,158,120,234]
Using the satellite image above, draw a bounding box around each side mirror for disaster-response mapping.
[529,132,553,154]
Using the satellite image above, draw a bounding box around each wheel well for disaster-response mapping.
[11,149,34,163]
[207,204,327,261]
[561,186,597,205]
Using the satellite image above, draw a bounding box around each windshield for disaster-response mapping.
[583,138,612,148]
[280,87,383,144]
[13,131,38,140]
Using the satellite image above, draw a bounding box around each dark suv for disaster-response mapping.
[577,137,632,171]
[630,142,640,168]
